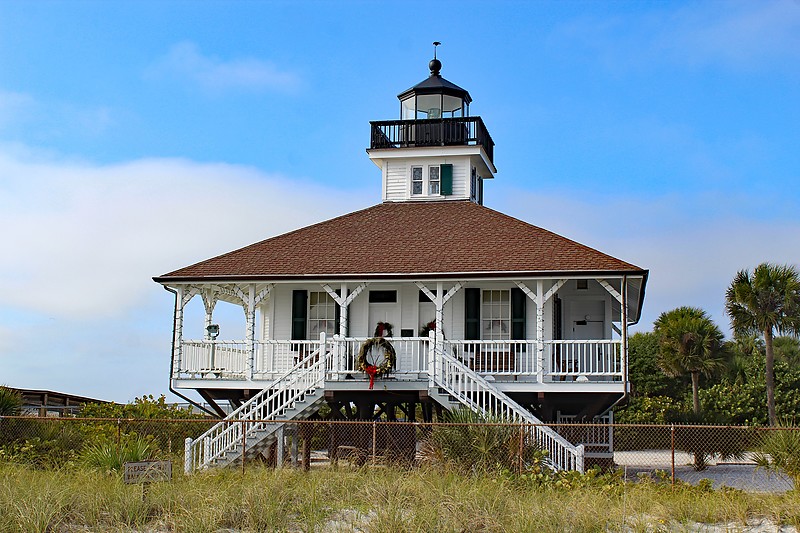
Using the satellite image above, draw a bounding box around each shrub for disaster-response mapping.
[423,408,542,473]
[81,436,156,473]
[0,386,22,416]
[753,421,800,486]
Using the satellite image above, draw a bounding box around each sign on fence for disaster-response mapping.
[123,460,172,484]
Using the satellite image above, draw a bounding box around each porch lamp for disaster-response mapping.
[206,324,220,369]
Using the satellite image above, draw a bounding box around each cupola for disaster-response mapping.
[367,44,496,205]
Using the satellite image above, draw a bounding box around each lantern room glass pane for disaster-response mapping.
[416,94,441,119]
[401,97,415,120]
[442,95,463,117]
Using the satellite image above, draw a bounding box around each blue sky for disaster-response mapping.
[1,1,799,402]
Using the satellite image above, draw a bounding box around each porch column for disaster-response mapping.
[435,282,444,354]
[174,286,184,376]
[536,280,545,382]
[246,284,256,380]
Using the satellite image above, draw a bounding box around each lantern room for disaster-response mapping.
[398,47,472,120]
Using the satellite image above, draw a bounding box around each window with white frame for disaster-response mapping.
[482,290,510,340]
[411,166,423,195]
[308,291,336,338]
[428,166,440,195]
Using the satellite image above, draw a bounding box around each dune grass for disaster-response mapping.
[1,462,799,532]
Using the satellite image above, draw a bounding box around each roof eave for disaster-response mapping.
[153,269,649,284]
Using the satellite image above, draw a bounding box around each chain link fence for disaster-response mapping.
[0,416,796,492]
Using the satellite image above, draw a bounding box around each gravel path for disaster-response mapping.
[615,450,794,492]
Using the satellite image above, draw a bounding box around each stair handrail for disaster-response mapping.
[433,347,584,472]
[190,337,330,470]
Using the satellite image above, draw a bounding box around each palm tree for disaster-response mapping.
[725,263,800,426]
[654,307,725,414]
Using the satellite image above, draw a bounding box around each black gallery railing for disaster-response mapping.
[370,116,495,164]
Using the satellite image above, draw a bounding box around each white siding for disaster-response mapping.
[385,161,407,201]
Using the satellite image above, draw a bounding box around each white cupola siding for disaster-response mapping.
[381,153,488,202]
[367,56,496,204]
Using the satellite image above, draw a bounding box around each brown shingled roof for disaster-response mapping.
[154,201,645,282]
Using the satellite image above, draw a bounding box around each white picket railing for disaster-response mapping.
[180,340,249,378]
[177,338,623,383]
[330,336,431,378]
[187,337,330,472]
[432,348,584,472]
[255,339,327,376]
[444,340,539,375]
[546,340,622,379]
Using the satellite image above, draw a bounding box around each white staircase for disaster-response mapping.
[186,347,328,472]
[429,347,584,472]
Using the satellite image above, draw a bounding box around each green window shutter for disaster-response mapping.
[511,288,526,340]
[291,290,308,340]
[441,164,453,196]
[465,288,480,340]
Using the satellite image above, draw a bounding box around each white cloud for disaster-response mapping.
[0,148,365,319]
[150,42,302,93]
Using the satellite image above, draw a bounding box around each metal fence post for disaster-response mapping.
[372,420,378,466]
[670,424,676,487]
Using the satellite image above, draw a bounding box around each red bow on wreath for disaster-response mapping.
[365,365,379,389]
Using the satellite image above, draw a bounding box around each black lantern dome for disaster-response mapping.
[397,55,471,120]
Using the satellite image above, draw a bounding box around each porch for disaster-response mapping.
[174,335,623,386]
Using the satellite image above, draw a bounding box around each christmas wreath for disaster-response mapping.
[357,337,396,389]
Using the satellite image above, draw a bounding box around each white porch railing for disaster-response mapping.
[432,347,584,472]
[331,337,431,378]
[546,340,622,380]
[444,340,539,375]
[181,340,249,378]
[176,338,622,383]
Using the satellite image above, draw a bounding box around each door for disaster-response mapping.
[368,295,402,372]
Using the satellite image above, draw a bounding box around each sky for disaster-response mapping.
[1,1,799,403]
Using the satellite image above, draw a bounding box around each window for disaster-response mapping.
[576,280,588,290]
[308,291,336,338]
[482,290,510,340]
[368,290,397,303]
[411,166,423,195]
[429,166,440,195]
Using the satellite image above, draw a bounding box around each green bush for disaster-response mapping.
[0,386,22,416]
[423,408,543,473]
[753,421,800,485]
[81,436,156,473]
